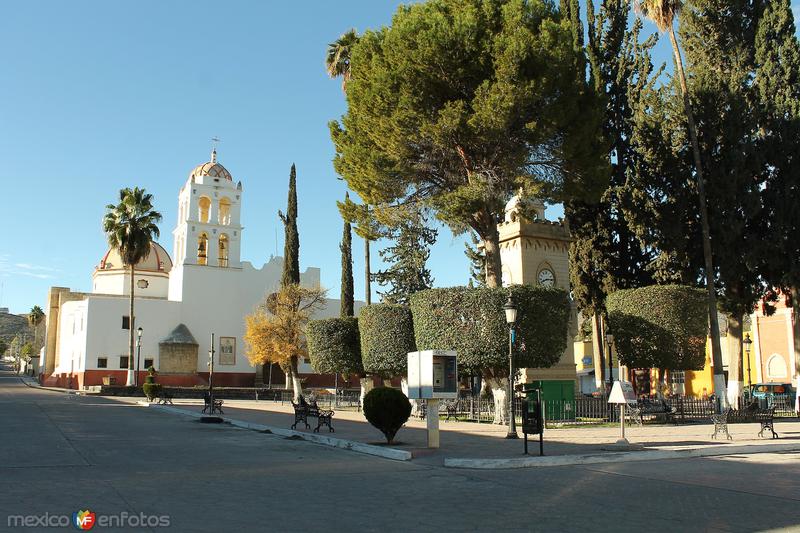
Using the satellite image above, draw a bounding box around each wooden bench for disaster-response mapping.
[202,392,224,414]
[291,398,335,433]
[756,407,778,439]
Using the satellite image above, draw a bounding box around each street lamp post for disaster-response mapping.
[503,296,518,439]
[135,327,143,388]
[208,333,215,397]
[743,333,753,392]
[606,329,615,390]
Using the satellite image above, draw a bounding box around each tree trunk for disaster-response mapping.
[482,223,503,288]
[668,27,726,408]
[792,286,800,413]
[126,264,136,386]
[288,356,302,401]
[727,312,744,407]
[365,238,371,305]
[591,314,606,390]
[484,374,509,425]
[359,375,374,407]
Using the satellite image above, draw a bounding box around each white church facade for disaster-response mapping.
[43,151,349,390]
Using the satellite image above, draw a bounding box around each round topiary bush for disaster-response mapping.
[363,387,412,444]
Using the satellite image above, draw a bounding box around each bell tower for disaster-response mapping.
[498,195,578,383]
[173,148,244,269]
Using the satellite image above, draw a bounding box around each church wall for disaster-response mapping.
[92,271,169,298]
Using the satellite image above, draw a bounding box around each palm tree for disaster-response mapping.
[326,29,375,304]
[27,305,44,370]
[103,187,162,386]
[634,0,726,407]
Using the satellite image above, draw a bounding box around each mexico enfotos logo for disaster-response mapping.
[6,509,170,529]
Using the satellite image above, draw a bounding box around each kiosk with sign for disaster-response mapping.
[407,350,457,448]
[608,380,637,446]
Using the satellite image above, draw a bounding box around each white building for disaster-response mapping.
[43,150,351,390]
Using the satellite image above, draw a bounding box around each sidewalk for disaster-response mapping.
[135,397,800,467]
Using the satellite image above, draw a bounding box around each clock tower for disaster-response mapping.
[498,195,578,383]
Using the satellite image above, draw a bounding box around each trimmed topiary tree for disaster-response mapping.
[142,366,162,401]
[306,317,364,375]
[363,387,412,444]
[410,285,570,423]
[606,285,707,371]
[359,304,416,378]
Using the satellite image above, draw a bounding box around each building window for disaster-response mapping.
[767,354,788,379]
[97,357,108,369]
[197,233,209,265]
[198,196,211,223]
[218,234,229,267]
[119,356,129,369]
[122,316,130,330]
[218,197,231,225]
[670,371,685,385]
[144,358,154,370]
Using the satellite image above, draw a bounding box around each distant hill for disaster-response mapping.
[0,312,32,345]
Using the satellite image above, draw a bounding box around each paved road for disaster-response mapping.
[1,366,800,532]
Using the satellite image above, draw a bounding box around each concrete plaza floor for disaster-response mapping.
[137,396,800,465]
[5,370,800,532]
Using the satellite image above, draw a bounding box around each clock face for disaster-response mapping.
[538,269,555,287]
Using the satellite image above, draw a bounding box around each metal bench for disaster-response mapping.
[710,409,732,440]
[627,400,676,426]
[157,391,174,405]
[291,398,335,433]
[756,407,778,439]
[202,392,224,414]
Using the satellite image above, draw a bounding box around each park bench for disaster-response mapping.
[443,400,460,421]
[710,409,732,440]
[157,391,174,405]
[202,392,224,414]
[627,399,676,426]
[291,397,335,433]
[756,407,778,439]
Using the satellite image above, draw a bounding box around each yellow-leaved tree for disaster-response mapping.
[245,284,327,401]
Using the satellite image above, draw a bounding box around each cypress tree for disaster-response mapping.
[279,164,300,287]
[340,195,355,317]
[754,0,800,377]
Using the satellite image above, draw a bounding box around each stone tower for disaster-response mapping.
[172,149,244,269]
[498,195,578,383]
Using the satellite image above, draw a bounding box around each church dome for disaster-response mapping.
[97,242,173,273]
[189,149,232,182]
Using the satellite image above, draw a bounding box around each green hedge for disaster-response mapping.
[142,383,162,401]
[359,304,416,377]
[306,317,364,375]
[409,285,570,375]
[606,284,707,370]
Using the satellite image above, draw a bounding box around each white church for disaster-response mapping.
[42,150,347,390]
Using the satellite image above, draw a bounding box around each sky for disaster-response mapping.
[1,0,785,315]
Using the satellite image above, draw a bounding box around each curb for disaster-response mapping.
[147,404,412,462]
[443,442,800,469]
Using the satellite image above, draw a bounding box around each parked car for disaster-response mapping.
[748,383,794,399]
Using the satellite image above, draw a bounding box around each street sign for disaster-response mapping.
[608,380,636,405]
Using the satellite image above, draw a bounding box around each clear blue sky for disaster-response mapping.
[3,0,783,315]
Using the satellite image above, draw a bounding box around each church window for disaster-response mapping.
[97,357,107,369]
[197,233,209,265]
[767,354,787,379]
[119,356,129,369]
[218,234,229,267]
[218,197,231,225]
[144,358,154,369]
[198,196,211,223]
[122,316,130,330]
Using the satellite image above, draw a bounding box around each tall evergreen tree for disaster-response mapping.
[279,164,300,287]
[372,209,437,305]
[340,195,355,317]
[565,0,659,389]
[754,0,800,383]
[464,233,486,288]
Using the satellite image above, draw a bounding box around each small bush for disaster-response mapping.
[142,383,162,401]
[363,387,412,444]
